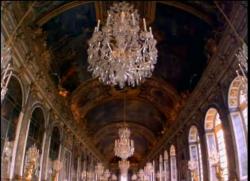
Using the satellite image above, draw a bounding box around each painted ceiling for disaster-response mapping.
[21,1,231,167]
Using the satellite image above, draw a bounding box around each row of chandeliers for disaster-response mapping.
[88,1,153,179]
[86,1,248,181]
[1,1,247,181]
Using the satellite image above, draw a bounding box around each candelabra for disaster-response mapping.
[87,2,157,88]
[111,174,118,180]
[52,159,62,181]
[81,170,87,181]
[137,169,147,181]
[24,145,40,181]
[119,159,130,177]
[1,139,13,179]
[93,163,113,181]
[209,150,224,181]
[131,173,137,180]
[87,171,94,181]
[156,155,165,181]
[144,162,154,181]
[156,171,166,181]
[188,160,198,181]
[95,162,104,180]
[103,169,111,180]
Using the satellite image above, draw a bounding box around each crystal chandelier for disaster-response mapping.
[114,93,134,160]
[87,2,158,88]
[114,127,134,160]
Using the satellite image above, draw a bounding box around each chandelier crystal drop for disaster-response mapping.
[87,2,158,88]
[114,127,134,160]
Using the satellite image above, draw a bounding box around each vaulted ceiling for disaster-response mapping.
[19,1,230,168]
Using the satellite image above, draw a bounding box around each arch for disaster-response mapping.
[47,120,64,142]
[227,76,248,180]
[204,108,229,181]
[1,70,26,109]
[188,125,203,181]
[1,76,23,155]
[170,145,176,156]
[23,106,46,179]
[164,150,169,160]
[25,107,45,151]
[29,103,47,121]
[189,125,199,142]
[228,76,244,109]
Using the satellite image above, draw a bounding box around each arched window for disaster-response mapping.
[228,76,248,180]
[24,107,45,178]
[49,127,60,160]
[48,127,61,179]
[1,76,22,155]
[188,126,203,181]
[26,107,45,151]
[73,153,78,180]
[164,150,170,180]
[170,145,177,181]
[61,148,71,181]
[204,108,229,181]
[81,153,86,177]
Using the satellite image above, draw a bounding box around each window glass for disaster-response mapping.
[189,126,203,181]
[1,77,22,155]
[205,109,229,181]
[228,77,248,179]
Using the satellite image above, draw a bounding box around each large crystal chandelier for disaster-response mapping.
[114,127,134,160]
[87,2,158,88]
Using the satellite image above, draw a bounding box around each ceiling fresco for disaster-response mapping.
[85,99,165,136]
[152,3,212,91]
[27,1,230,166]
[42,2,96,92]
[40,1,221,93]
